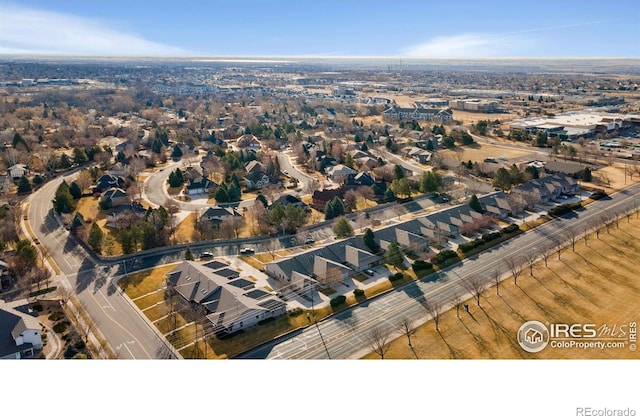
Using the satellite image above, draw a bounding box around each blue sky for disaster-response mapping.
[0,0,638,57]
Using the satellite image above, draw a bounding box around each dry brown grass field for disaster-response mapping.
[363,212,640,359]
[439,142,538,163]
[451,110,518,124]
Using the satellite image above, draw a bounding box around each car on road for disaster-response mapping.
[199,251,214,259]
[239,247,255,255]
[498,156,507,161]
[365,269,375,276]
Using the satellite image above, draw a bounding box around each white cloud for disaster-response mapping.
[0,4,188,56]
[401,34,520,57]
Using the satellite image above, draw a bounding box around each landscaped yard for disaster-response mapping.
[362,212,640,359]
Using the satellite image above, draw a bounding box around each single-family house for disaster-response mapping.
[100,187,129,209]
[325,164,357,183]
[200,206,241,230]
[311,188,345,210]
[236,134,261,150]
[8,164,28,179]
[245,161,266,175]
[0,300,42,359]
[185,177,217,195]
[95,174,124,193]
[270,194,309,212]
[244,171,270,190]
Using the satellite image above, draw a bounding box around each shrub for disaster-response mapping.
[503,223,520,234]
[548,202,582,217]
[48,311,65,321]
[412,260,434,273]
[388,272,405,282]
[64,345,78,359]
[590,190,607,200]
[33,304,44,312]
[288,308,303,317]
[74,340,86,350]
[53,321,69,333]
[431,250,459,266]
[353,288,365,298]
[330,295,346,307]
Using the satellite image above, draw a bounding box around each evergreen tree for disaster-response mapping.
[73,147,89,165]
[185,247,194,261]
[58,153,72,169]
[469,194,484,213]
[53,181,77,214]
[492,167,513,191]
[362,228,380,253]
[256,194,268,208]
[394,164,404,180]
[171,145,183,159]
[426,139,434,151]
[214,185,230,203]
[88,223,104,254]
[333,217,354,238]
[69,181,83,199]
[419,171,443,193]
[383,188,396,203]
[581,167,592,182]
[17,176,32,194]
[385,241,404,270]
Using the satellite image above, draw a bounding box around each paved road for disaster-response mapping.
[27,174,177,359]
[235,183,640,359]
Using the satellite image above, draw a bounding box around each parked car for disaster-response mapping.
[304,237,315,244]
[239,247,255,255]
[200,251,214,259]
[365,269,375,276]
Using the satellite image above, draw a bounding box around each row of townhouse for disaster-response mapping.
[382,106,454,124]
[266,173,579,290]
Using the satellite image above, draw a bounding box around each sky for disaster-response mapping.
[0,0,638,58]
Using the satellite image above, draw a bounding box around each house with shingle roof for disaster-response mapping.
[0,300,42,359]
[166,261,285,335]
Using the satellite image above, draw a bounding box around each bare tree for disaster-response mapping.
[422,299,442,332]
[264,238,279,260]
[450,292,462,318]
[393,203,406,220]
[540,247,551,268]
[556,242,563,260]
[460,275,488,307]
[493,269,501,295]
[524,252,537,276]
[304,178,322,194]
[57,285,73,305]
[367,326,391,359]
[583,223,591,246]
[397,317,418,359]
[357,186,375,207]
[504,257,524,286]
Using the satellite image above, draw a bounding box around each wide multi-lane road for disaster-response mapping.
[236,183,640,359]
[27,174,178,359]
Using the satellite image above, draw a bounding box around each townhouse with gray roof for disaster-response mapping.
[167,261,286,335]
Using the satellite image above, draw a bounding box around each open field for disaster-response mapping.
[588,162,640,192]
[451,110,518,125]
[363,212,640,359]
[439,142,538,163]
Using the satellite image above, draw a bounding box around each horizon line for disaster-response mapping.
[1,54,639,61]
